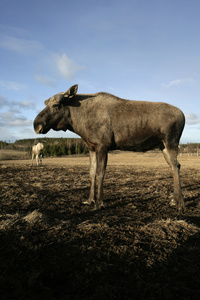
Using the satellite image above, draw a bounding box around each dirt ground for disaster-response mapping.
[0,152,200,299]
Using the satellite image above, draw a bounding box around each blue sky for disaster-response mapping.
[0,0,200,143]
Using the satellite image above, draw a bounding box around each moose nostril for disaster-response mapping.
[36,124,43,134]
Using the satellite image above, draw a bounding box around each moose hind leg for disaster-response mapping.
[162,146,185,211]
[31,154,34,166]
[39,154,42,166]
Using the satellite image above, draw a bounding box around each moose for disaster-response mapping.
[34,84,185,210]
[31,142,44,166]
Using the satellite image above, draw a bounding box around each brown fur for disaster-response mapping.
[34,85,185,210]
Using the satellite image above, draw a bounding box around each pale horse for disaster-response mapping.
[31,142,44,166]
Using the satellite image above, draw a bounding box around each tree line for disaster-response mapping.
[41,139,89,157]
[1,138,89,157]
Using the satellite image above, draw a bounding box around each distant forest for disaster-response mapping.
[0,138,89,157]
[0,138,200,157]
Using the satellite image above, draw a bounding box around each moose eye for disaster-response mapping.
[52,103,59,108]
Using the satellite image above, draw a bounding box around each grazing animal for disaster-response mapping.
[34,84,185,210]
[32,142,44,166]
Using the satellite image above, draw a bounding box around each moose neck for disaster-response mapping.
[65,96,90,138]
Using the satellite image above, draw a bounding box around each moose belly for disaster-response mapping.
[115,134,163,152]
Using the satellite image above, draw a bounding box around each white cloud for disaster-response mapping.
[0,111,14,121]
[164,79,182,88]
[0,106,34,141]
[34,52,86,85]
[185,113,200,125]
[0,79,27,91]
[0,95,8,108]
[162,78,194,88]
[0,35,43,54]
[19,100,35,109]
[0,95,35,110]
[0,111,32,127]
[54,53,85,80]
[0,25,31,39]
[35,75,56,87]
[10,118,32,126]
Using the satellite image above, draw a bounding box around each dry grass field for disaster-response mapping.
[0,149,28,161]
[0,151,200,299]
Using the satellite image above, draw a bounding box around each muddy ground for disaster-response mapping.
[0,152,200,299]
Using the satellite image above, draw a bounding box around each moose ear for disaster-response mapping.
[64,84,78,98]
[44,99,50,106]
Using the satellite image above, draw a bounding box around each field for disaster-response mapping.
[0,149,28,161]
[0,152,200,299]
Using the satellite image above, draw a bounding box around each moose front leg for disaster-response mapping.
[36,154,39,166]
[95,148,108,210]
[83,150,96,205]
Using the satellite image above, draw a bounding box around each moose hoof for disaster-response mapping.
[82,199,95,206]
[178,201,186,212]
[94,203,104,211]
[82,201,91,205]
[170,198,186,212]
[169,198,176,207]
